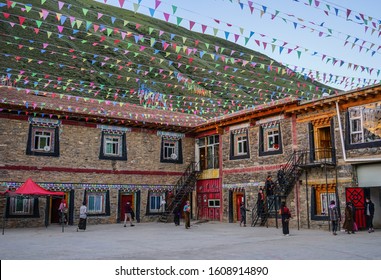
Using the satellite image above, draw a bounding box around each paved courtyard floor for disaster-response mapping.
[1,221,380,260]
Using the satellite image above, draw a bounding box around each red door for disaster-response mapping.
[120,195,133,222]
[346,188,365,229]
[236,194,244,221]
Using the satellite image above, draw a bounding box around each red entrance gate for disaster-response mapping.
[197,179,221,221]
[345,187,365,230]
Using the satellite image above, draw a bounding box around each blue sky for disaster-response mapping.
[99,0,381,91]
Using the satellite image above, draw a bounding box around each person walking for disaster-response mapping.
[77,202,87,231]
[365,197,375,233]
[239,202,249,227]
[279,201,291,236]
[183,200,191,229]
[343,202,354,234]
[123,202,135,227]
[328,200,340,235]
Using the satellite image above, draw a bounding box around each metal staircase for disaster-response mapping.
[251,151,306,227]
[159,161,200,223]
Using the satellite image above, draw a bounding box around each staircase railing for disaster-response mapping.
[251,151,306,227]
[158,161,200,223]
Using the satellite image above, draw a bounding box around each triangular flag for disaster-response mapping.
[118,0,125,7]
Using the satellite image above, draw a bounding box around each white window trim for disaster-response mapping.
[10,197,34,215]
[32,127,54,152]
[208,199,220,208]
[87,193,105,214]
[236,134,248,155]
[349,109,364,144]
[104,134,122,156]
[163,139,178,160]
[265,127,280,151]
[149,192,165,213]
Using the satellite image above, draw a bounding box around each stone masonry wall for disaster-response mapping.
[0,116,195,227]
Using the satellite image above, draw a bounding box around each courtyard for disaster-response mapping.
[1,221,380,260]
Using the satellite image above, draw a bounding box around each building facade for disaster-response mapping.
[1,84,381,231]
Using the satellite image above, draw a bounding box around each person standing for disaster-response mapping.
[77,202,87,231]
[173,205,181,226]
[58,198,68,225]
[365,197,375,233]
[265,175,274,197]
[265,175,275,211]
[328,200,340,235]
[350,201,357,232]
[239,202,249,227]
[279,201,291,236]
[343,202,354,234]
[183,200,191,229]
[257,188,265,223]
[123,202,135,227]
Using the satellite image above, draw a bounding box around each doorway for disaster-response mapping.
[236,193,244,221]
[315,126,332,160]
[51,197,62,223]
[120,194,133,222]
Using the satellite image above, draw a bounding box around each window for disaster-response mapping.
[10,197,34,215]
[104,135,122,156]
[87,193,105,214]
[33,130,52,151]
[160,138,183,164]
[311,185,337,220]
[237,135,248,155]
[84,190,110,216]
[148,192,165,213]
[348,102,381,146]
[265,128,279,151]
[198,135,219,170]
[208,199,220,208]
[259,123,283,156]
[163,140,177,160]
[99,132,127,160]
[26,126,60,157]
[230,128,250,160]
[6,196,39,218]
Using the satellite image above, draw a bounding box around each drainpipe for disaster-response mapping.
[335,101,381,163]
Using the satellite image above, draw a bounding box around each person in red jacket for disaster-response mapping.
[279,201,291,236]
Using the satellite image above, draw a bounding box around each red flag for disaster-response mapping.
[19,16,26,25]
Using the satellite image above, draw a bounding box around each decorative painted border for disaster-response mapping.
[223,182,261,189]
[0,182,174,192]
[157,130,185,139]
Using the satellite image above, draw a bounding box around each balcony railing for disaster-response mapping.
[295,148,336,167]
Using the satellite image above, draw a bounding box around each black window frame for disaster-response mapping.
[26,125,60,157]
[160,138,183,164]
[230,129,250,160]
[5,196,40,218]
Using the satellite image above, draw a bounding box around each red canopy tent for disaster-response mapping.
[2,178,65,234]
[9,178,65,196]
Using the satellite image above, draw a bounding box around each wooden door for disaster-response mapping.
[120,194,133,222]
[197,193,208,219]
[315,126,332,160]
